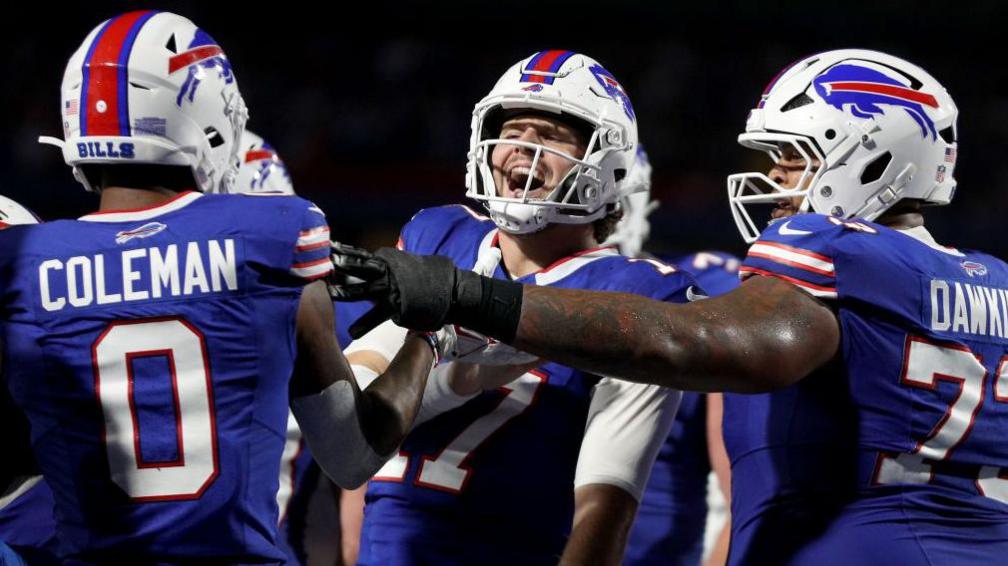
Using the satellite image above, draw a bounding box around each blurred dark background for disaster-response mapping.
[4,2,1007,257]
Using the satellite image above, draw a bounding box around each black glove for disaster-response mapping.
[329,242,524,342]
[330,243,461,337]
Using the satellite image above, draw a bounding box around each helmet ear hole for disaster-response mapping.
[204,127,224,148]
[780,93,814,112]
[165,34,177,53]
[860,151,892,184]
[939,126,956,144]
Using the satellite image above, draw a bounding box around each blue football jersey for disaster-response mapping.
[0,478,58,564]
[624,251,740,566]
[358,205,695,566]
[725,214,1008,565]
[0,191,333,563]
[0,382,58,560]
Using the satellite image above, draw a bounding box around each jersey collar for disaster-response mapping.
[898,225,964,257]
[477,228,620,284]
[79,191,203,223]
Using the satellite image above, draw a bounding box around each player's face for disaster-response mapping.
[768,143,821,219]
[491,114,587,200]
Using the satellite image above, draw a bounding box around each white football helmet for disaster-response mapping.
[41,11,248,194]
[727,49,958,243]
[0,195,40,226]
[234,130,294,194]
[604,145,658,257]
[466,50,638,234]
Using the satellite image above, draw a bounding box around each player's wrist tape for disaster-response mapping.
[410,330,441,365]
[450,269,523,343]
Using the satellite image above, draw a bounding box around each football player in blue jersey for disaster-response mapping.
[2,11,435,564]
[333,49,1008,565]
[338,51,687,566]
[0,197,61,565]
[234,130,373,565]
[606,150,734,566]
[232,130,338,566]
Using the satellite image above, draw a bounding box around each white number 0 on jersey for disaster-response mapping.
[92,317,219,501]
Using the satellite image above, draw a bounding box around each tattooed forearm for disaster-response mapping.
[511,276,840,392]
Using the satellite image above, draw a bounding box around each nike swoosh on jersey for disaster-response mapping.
[778,220,812,236]
[685,286,708,302]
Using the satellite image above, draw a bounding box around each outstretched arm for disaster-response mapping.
[330,246,840,393]
[290,281,433,487]
[511,275,839,392]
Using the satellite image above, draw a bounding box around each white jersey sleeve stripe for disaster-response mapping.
[740,266,838,299]
[297,226,331,245]
[747,242,835,276]
[290,258,333,280]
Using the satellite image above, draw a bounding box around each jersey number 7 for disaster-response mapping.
[372,370,547,493]
[874,335,1008,504]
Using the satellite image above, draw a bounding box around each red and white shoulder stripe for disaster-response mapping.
[739,266,837,299]
[290,257,333,280]
[296,226,330,252]
[746,242,834,276]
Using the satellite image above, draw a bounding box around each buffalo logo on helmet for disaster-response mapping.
[588,64,635,121]
[169,29,234,107]
[812,63,939,140]
[244,145,290,191]
[522,84,544,92]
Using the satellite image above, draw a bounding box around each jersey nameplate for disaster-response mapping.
[38,239,239,312]
[927,278,1008,343]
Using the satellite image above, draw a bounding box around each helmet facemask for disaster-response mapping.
[727,135,824,243]
[468,122,614,234]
